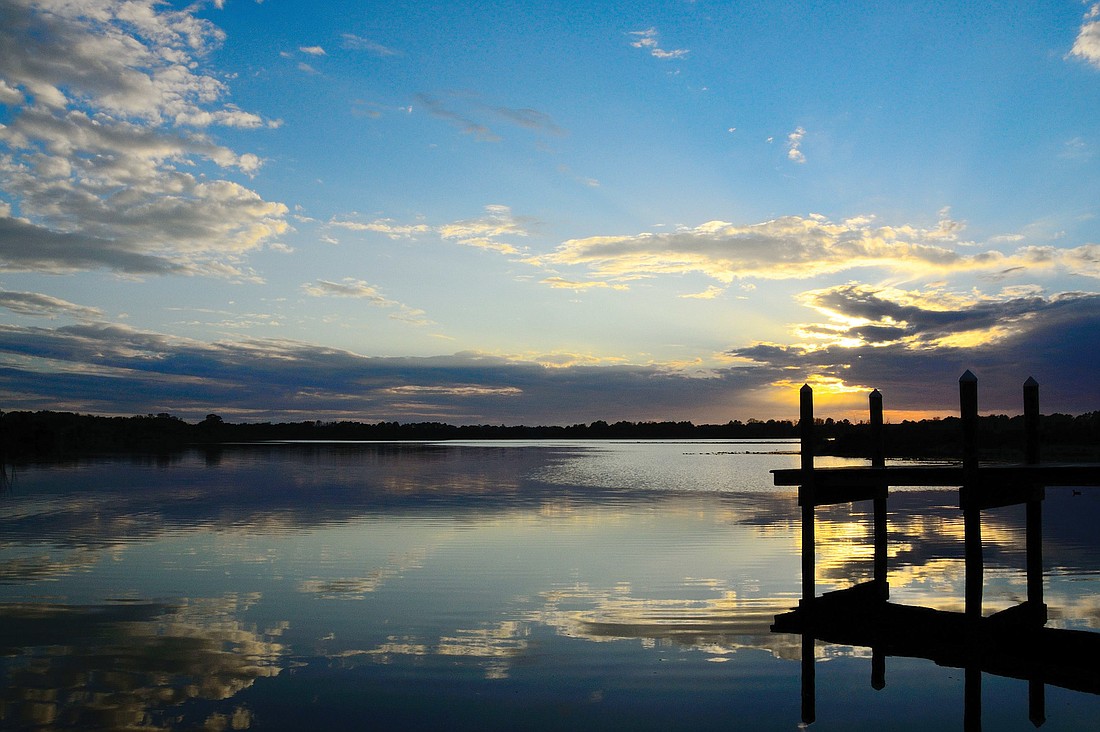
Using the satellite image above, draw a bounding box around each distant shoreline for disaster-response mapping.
[3,409,1099,463]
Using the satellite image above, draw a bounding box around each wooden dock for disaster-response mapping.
[770,372,1100,728]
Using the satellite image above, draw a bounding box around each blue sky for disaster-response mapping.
[1,0,1100,424]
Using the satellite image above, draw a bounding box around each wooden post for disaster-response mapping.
[869,389,885,470]
[800,384,816,605]
[870,389,888,600]
[800,383,815,474]
[1024,377,1044,615]
[960,370,978,474]
[960,370,983,619]
[1024,377,1040,465]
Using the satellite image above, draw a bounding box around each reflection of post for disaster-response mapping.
[870,389,888,601]
[871,647,886,691]
[802,632,816,725]
[800,384,815,605]
[960,370,983,620]
[965,664,982,732]
[1029,678,1046,727]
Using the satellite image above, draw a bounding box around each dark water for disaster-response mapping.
[1,440,1098,730]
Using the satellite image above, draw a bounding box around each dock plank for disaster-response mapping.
[772,463,1100,488]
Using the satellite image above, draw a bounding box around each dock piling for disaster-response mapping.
[960,371,983,619]
[1024,377,1045,614]
[870,389,889,600]
[800,384,815,605]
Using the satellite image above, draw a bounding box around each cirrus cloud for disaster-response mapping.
[302,278,435,326]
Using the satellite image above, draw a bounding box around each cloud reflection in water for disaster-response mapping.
[0,595,284,730]
[1,443,1099,728]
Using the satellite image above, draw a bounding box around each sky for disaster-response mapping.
[1,0,1100,425]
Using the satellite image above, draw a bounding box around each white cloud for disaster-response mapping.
[629,28,689,59]
[0,0,267,127]
[0,0,288,276]
[299,45,326,56]
[1071,3,1100,68]
[0,79,23,105]
[786,127,806,163]
[437,205,533,254]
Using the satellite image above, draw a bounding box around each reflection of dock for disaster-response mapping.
[773,585,1100,696]
[771,373,1100,729]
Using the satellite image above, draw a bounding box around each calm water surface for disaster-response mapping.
[1,440,1099,730]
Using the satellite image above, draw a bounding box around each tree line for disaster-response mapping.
[2,409,1098,461]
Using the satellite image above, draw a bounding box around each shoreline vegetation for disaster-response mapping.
[2,409,1099,463]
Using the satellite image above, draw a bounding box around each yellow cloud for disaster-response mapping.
[535,214,1100,285]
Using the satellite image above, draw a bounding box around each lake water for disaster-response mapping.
[2,440,1100,730]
